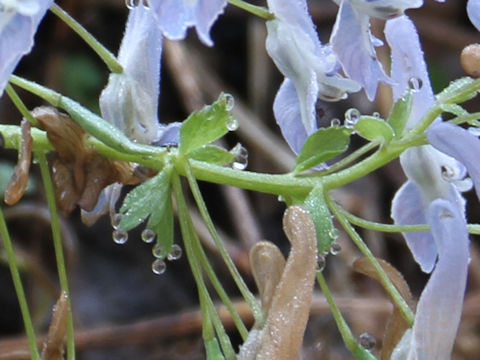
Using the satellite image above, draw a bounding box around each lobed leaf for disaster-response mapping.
[189,145,235,165]
[387,91,412,137]
[355,116,395,143]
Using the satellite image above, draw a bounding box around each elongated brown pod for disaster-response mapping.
[257,205,318,360]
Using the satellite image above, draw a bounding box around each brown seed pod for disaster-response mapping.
[461,43,480,77]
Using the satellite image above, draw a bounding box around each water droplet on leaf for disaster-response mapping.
[328,228,340,240]
[224,94,235,111]
[344,108,360,129]
[330,118,341,127]
[359,332,376,350]
[230,143,248,170]
[112,230,128,244]
[152,259,167,275]
[141,229,156,243]
[330,242,342,255]
[372,112,380,118]
[167,244,183,260]
[152,243,164,258]
[226,118,239,131]
[408,77,423,91]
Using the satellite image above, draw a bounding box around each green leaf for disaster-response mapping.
[436,77,476,104]
[189,145,235,165]
[387,91,412,137]
[294,127,351,173]
[355,116,394,143]
[179,93,236,156]
[119,166,172,231]
[303,186,337,254]
[205,338,225,360]
[438,103,469,117]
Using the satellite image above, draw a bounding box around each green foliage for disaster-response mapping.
[294,126,351,173]
[179,94,236,156]
[303,186,336,254]
[387,91,412,137]
[355,116,394,143]
[205,338,226,360]
[190,145,236,165]
[119,166,174,256]
[436,77,476,104]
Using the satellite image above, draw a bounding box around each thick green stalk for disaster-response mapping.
[185,161,263,326]
[327,196,414,325]
[0,207,40,360]
[49,4,123,73]
[316,272,378,360]
[36,152,76,360]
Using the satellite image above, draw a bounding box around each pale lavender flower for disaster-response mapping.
[467,0,480,31]
[99,3,180,145]
[265,0,360,153]
[0,0,53,95]
[148,0,226,46]
[330,0,422,100]
[392,199,469,359]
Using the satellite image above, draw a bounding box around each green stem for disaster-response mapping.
[327,196,414,326]
[227,0,275,20]
[5,84,39,127]
[49,4,123,73]
[450,112,480,125]
[316,272,377,360]
[36,152,76,360]
[172,174,236,359]
[0,207,40,360]
[185,161,263,326]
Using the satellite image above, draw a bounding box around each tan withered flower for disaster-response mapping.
[32,106,139,215]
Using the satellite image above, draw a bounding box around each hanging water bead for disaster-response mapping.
[111,213,123,230]
[152,243,164,258]
[112,230,128,244]
[372,112,380,118]
[226,118,239,131]
[317,255,326,271]
[141,229,156,243]
[344,108,360,129]
[330,242,342,255]
[152,259,167,275]
[125,0,140,9]
[225,94,235,111]
[231,143,248,170]
[167,244,183,261]
[359,332,376,350]
[328,227,340,240]
[440,165,456,182]
[408,77,423,91]
[330,118,341,127]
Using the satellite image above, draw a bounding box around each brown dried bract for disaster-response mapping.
[41,291,69,360]
[33,107,139,215]
[4,119,33,205]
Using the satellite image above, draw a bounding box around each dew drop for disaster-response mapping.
[142,0,150,9]
[408,77,423,91]
[224,94,235,111]
[372,112,380,118]
[226,118,239,131]
[231,143,248,170]
[330,118,341,127]
[328,228,340,240]
[111,213,123,230]
[468,127,480,137]
[344,108,360,129]
[359,332,376,350]
[441,165,456,182]
[330,242,342,255]
[141,229,156,243]
[317,255,326,271]
[152,259,167,275]
[112,230,128,244]
[167,244,183,261]
[125,0,140,9]
[152,243,164,258]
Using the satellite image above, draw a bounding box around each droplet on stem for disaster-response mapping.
[226,118,239,131]
[328,228,340,240]
[344,108,360,129]
[152,259,167,275]
[317,255,326,271]
[330,118,341,127]
[111,213,123,230]
[112,230,128,244]
[359,332,376,350]
[230,143,248,170]
[330,242,342,255]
